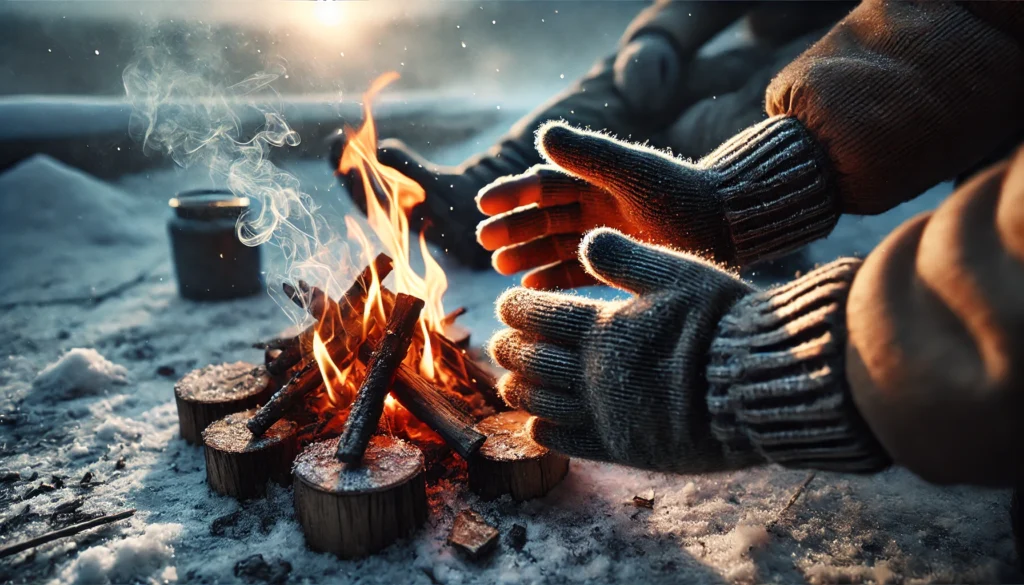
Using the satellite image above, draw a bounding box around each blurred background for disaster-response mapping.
[0,1,643,98]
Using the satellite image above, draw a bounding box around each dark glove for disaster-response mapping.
[489,228,889,473]
[477,117,840,289]
[614,33,683,115]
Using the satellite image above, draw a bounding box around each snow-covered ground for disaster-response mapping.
[0,103,1020,585]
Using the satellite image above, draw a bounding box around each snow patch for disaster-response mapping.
[52,523,182,585]
[33,348,129,399]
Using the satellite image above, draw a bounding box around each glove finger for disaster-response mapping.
[489,330,583,389]
[492,233,582,276]
[523,260,598,291]
[528,418,609,462]
[537,121,697,201]
[497,374,588,427]
[496,287,600,346]
[476,203,584,251]
[580,227,727,295]
[476,165,592,216]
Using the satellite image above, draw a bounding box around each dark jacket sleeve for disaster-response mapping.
[845,145,1024,487]
[766,0,1024,214]
[620,1,753,56]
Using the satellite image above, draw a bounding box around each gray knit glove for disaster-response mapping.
[490,228,890,473]
[476,117,840,290]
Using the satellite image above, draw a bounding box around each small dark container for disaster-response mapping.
[168,189,263,301]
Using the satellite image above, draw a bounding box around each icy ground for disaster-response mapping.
[1,117,1021,585]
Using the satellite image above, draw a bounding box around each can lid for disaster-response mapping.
[169,189,250,220]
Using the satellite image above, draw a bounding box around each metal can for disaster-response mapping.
[167,189,263,301]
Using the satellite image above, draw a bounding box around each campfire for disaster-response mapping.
[171,73,569,559]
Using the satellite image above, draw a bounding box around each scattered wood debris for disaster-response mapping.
[448,510,499,559]
[632,490,655,509]
[0,508,135,559]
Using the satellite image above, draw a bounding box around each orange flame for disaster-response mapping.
[337,71,449,379]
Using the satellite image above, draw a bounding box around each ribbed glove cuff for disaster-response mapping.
[703,116,841,266]
[705,259,891,472]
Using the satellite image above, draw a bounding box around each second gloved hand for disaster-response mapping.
[476,117,839,289]
[489,228,756,472]
[489,228,890,474]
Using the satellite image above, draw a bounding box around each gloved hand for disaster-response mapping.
[614,33,682,115]
[476,116,839,289]
[489,228,890,473]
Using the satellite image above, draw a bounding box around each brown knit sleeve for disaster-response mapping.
[766,0,1024,215]
[844,146,1024,487]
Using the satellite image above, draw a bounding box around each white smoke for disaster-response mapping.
[122,24,355,326]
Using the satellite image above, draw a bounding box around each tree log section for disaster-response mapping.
[203,409,298,500]
[469,411,569,501]
[336,293,424,463]
[174,362,275,445]
[293,435,427,559]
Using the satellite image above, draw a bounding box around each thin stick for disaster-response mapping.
[337,293,424,464]
[766,472,816,532]
[0,509,136,559]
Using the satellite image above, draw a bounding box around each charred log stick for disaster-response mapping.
[468,411,569,501]
[246,360,321,437]
[204,409,299,500]
[356,344,486,460]
[293,435,427,559]
[337,293,424,464]
[267,254,393,376]
[174,362,275,445]
[376,287,504,411]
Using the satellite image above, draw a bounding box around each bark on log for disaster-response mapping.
[468,411,569,501]
[356,344,485,461]
[337,293,424,463]
[293,435,427,559]
[174,362,275,445]
[203,409,298,500]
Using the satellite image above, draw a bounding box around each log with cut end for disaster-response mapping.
[293,435,427,559]
[203,409,298,500]
[174,362,275,445]
[336,293,424,464]
[356,344,486,460]
[448,509,499,559]
[468,411,569,501]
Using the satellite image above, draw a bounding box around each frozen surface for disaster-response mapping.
[0,104,1020,585]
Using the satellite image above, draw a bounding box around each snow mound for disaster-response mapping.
[0,154,159,304]
[33,348,129,399]
[51,523,182,585]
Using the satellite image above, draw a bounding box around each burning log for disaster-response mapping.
[266,253,393,376]
[356,344,486,460]
[336,293,424,464]
[468,411,569,501]
[203,409,299,500]
[174,362,275,445]
[293,435,427,559]
[246,360,321,437]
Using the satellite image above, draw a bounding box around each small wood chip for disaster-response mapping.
[448,510,499,559]
[632,491,655,509]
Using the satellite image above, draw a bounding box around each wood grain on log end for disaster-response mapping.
[293,435,427,559]
[202,409,298,500]
[175,362,274,445]
[469,411,569,501]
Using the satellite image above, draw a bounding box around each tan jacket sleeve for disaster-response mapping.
[766,0,1024,215]
[846,146,1024,487]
